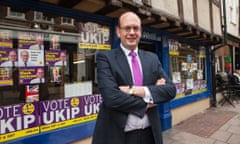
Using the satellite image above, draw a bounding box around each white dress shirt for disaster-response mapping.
[30,78,45,84]
[29,44,44,50]
[0,61,18,67]
[120,44,153,132]
[54,60,67,66]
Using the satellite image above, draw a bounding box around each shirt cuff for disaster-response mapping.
[143,87,154,104]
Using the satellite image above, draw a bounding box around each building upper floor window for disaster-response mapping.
[61,17,74,26]
[34,11,54,23]
[229,0,237,24]
[7,7,26,20]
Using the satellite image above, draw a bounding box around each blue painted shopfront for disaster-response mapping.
[0,0,212,144]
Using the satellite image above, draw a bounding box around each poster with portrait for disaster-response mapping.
[50,67,62,83]
[0,67,13,86]
[0,48,18,67]
[18,49,44,67]
[49,34,60,50]
[45,50,67,66]
[0,29,13,48]
[18,32,44,50]
[19,67,45,84]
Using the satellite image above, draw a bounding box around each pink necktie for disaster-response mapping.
[129,51,142,86]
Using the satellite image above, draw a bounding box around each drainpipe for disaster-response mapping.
[210,0,227,107]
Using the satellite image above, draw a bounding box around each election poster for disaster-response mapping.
[45,50,67,67]
[19,67,45,85]
[78,21,110,50]
[39,94,102,132]
[49,67,62,83]
[0,67,13,86]
[0,29,13,49]
[0,48,18,67]
[18,32,44,50]
[49,34,60,50]
[0,102,39,143]
[18,49,44,67]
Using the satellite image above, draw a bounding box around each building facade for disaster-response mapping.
[0,0,222,144]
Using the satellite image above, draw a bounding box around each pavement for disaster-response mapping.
[163,101,240,144]
[71,99,240,144]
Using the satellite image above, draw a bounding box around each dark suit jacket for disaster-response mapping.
[92,48,176,144]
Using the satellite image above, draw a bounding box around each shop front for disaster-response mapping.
[0,1,215,144]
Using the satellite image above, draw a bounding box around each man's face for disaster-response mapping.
[37,69,44,78]
[116,12,142,50]
[36,36,43,45]
[60,52,66,61]
[8,51,17,62]
[21,51,29,62]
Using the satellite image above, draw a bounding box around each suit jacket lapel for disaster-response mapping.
[138,50,148,85]
[115,49,133,85]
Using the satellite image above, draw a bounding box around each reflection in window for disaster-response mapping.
[7,7,25,19]
[34,12,53,23]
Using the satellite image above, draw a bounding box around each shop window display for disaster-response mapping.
[0,11,111,105]
[169,39,207,98]
[0,6,110,142]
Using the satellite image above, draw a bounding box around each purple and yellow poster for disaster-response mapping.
[0,67,13,86]
[45,50,67,66]
[0,102,39,142]
[78,22,110,50]
[19,67,45,84]
[18,32,43,49]
[0,29,13,48]
[39,94,102,132]
[0,48,18,67]
[18,49,44,67]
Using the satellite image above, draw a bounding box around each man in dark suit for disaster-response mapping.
[92,12,176,144]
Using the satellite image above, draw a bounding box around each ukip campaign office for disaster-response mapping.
[0,1,213,144]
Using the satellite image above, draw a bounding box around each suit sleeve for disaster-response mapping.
[147,55,176,103]
[97,51,147,118]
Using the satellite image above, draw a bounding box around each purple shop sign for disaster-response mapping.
[0,102,39,142]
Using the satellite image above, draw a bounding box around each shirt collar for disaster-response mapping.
[120,43,138,57]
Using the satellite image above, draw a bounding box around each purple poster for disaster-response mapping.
[78,21,110,50]
[39,94,102,132]
[0,102,39,142]
[18,32,43,49]
[45,50,67,66]
[0,48,18,67]
[19,67,45,84]
[0,29,13,48]
[0,67,13,86]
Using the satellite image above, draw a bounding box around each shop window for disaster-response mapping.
[0,20,110,106]
[169,39,207,99]
[34,11,54,23]
[61,17,74,26]
[6,7,26,20]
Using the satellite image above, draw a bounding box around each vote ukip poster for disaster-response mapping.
[39,94,102,132]
[0,102,39,143]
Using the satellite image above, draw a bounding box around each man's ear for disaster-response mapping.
[116,27,120,38]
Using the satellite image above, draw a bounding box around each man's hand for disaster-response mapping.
[155,78,166,85]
